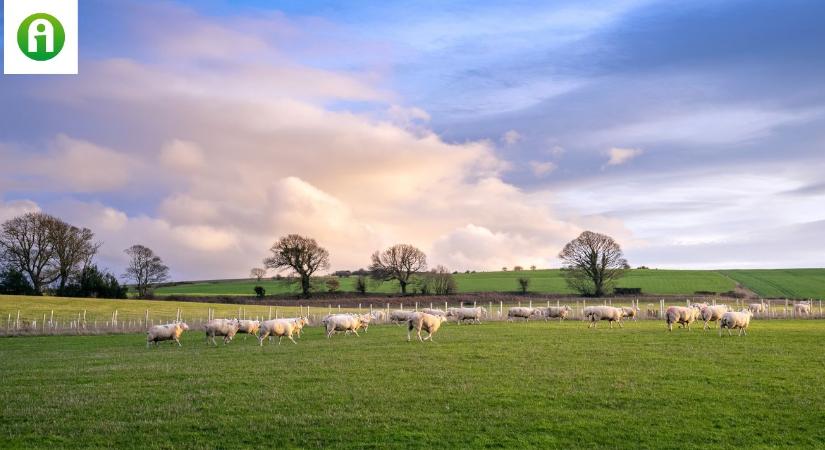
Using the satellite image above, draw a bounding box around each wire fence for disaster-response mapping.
[2,297,822,337]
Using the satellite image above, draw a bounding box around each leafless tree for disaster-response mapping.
[430,265,457,295]
[558,231,627,297]
[50,220,99,294]
[355,275,368,295]
[264,234,329,298]
[517,277,530,294]
[369,244,427,294]
[0,212,61,294]
[513,265,524,271]
[250,267,266,282]
[530,265,537,271]
[325,277,340,293]
[123,244,170,298]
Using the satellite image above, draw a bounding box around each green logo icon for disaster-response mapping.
[17,13,65,61]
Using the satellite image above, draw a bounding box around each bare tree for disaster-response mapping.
[369,244,426,294]
[355,275,368,295]
[430,265,457,295]
[123,244,170,298]
[513,265,524,271]
[250,267,266,282]
[0,212,61,294]
[517,277,530,294]
[530,265,537,271]
[263,234,329,298]
[558,231,627,297]
[50,220,99,295]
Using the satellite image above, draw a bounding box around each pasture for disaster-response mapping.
[155,269,742,297]
[1,320,823,448]
[723,269,825,299]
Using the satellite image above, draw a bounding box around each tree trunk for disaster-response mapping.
[399,280,407,294]
[301,276,311,298]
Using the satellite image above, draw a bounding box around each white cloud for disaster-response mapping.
[160,140,205,172]
[604,147,643,166]
[529,160,558,176]
[502,130,522,145]
[0,199,40,223]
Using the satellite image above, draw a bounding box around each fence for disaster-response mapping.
[2,298,822,337]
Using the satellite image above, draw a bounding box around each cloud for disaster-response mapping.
[604,147,643,166]
[502,130,522,145]
[529,161,558,177]
[28,136,136,193]
[160,140,205,172]
[0,199,40,223]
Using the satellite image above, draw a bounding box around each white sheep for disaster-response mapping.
[665,306,700,331]
[446,307,485,324]
[747,302,768,315]
[535,306,571,322]
[322,314,364,338]
[146,322,189,347]
[507,307,541,322]
[699,305,729,330]
[421,308,447,317]
[258,319,297,345]
[407,312,447,342]
[620,306,640,321]
[237,319,261,339]
[719,310,753,337]
[204,318,241,346]
[793,302,811,317]
[583,306,624,328]
[389,310,415,325]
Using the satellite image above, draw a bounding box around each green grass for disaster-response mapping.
[723,269,825,299]
[155,269,738,297]
[1,320,823,448]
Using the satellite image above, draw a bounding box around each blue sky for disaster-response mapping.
[1,0,824,279]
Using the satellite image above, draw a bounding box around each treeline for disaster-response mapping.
[0,212,127,298]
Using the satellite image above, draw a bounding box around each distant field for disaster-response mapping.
[723,269,825,299]
[155,269,738,297]
[1,321,822,448]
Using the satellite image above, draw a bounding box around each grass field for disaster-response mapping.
[1,320,823,448]
[155,269,741,297]
[723,269,825,299]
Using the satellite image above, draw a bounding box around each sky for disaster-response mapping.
[1,0,824,280]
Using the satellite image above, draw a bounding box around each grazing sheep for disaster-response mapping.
[665,306,700,331]
[204,318,241,346]
[407,312,447,342]
[719,310,753,337]
[322,314,364,338]
[446,307,485,324]
[146,322,189,347]
[794,302,811,317]
[258,319,297,345]
[535,306,571,322]
[389,310,415,325]
[699,305,729,330]
[422,308,447,317]
[583,306,624,329]
[507,307,541,322]
[237,320,261,338]
[620,306,640,322]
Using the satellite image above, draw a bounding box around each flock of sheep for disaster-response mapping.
[145,300,810,347]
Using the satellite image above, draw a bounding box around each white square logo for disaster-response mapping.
[4,0,78,74]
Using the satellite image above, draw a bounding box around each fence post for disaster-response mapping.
[415,302,418,311]
[400,303,404,311]
[528,300,532,308]
[500,301,503,319]
[15,310,20,330]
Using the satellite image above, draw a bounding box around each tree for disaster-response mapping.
[263,234,329,298]
[502,267,508,272]
[123,244,170,298]
[355,275,368,295]
[254,286,266,297]
[513,265,524,271]
[558,231,627,297]
[369,244,427,294]
[50,220,99,295]
[63,265,127,299]
[0,266,36,295]
[517,277,530,294]
[0,212,61,294]
[326,278,340,293]
[430,265,457,295]
[250,267,266,282]
[530,265,537,271]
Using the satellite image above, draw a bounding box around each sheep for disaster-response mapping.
[719,310,753,337]
[646,304,658,319]
[277,317,309,338]
[237,319,261,339]
[446,307,485,324]
[665,306,700,331]
[258,319,297,345]
[354,314,372,333]
[535,306,571,322]
[204,318,241,346]
[507,307,541,322]
[699,305,729,330]
[322,314,364,338]
[691,302,709,310]
[389,310,415,325]
[421,308,447,317]
[747,302,768,315]
[620,306,640,322]
[583,306,624,329]
[369,311,386,322]
[146,322,189,347]
[793,302,811,317]
[407,312,447,342]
